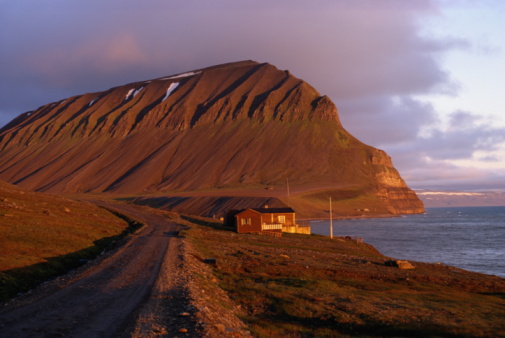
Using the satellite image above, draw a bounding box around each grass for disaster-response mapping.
[0,182,141,301]
[181,215,505,337]
[281,186,393,219]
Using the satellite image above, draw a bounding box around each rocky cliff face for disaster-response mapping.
[0,60,423,215]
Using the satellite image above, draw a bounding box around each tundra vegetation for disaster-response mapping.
[1,189,504,336]
[181,215,505,337]
[0,182,140,301]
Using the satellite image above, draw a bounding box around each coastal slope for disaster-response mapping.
[0,61,423,217]
[0,180,130,301]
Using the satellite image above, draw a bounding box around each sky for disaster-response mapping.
[1,0,504,192]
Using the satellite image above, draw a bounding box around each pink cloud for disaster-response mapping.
[24,34,148,86]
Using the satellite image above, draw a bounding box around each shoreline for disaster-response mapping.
[185,214,505,337]
[307,207,505,278]
[298,213,404,222]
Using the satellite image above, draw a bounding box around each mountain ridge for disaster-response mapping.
[0,60,338,145]
[0,60,423,217]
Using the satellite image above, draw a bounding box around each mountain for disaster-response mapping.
[0,60,423,217]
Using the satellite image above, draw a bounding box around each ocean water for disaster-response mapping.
[310,206,505,278]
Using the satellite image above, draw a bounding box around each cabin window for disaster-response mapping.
[241,218,251,225]
[278,215,286,223]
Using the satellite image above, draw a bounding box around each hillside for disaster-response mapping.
[0,61,423,217]
[0,180,132,301]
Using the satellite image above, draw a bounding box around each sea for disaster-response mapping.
[310,206,505,278]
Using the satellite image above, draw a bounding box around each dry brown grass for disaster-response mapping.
[183,216,505,337]
[0,181,133,301]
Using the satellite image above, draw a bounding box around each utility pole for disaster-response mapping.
[286,177,290,197]
[329,197,333,239]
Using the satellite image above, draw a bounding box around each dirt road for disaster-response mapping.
[0,203,197,337]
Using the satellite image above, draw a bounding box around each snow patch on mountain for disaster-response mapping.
[89,98,98,107]
[125,87,144,101]
[162,82,179,101]
[125,89,135,101]
[133,87,143,98]
[160,71,201,80]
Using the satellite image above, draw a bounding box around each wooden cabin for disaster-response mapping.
[226,206,310,236]
[233,207,296,235]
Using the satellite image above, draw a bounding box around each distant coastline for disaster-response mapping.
[299,213,402,222]
[416,190,505,208]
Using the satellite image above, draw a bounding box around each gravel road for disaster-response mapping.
[0,203,198,337]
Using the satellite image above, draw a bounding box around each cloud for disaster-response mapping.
[338,96,439,147]
[1,0,503,191]
[419,111,505,160]
[385,110,505,191]
[2,1,449,97]
[24,34,149,87]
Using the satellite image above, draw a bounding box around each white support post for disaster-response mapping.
[330,197,333,239]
